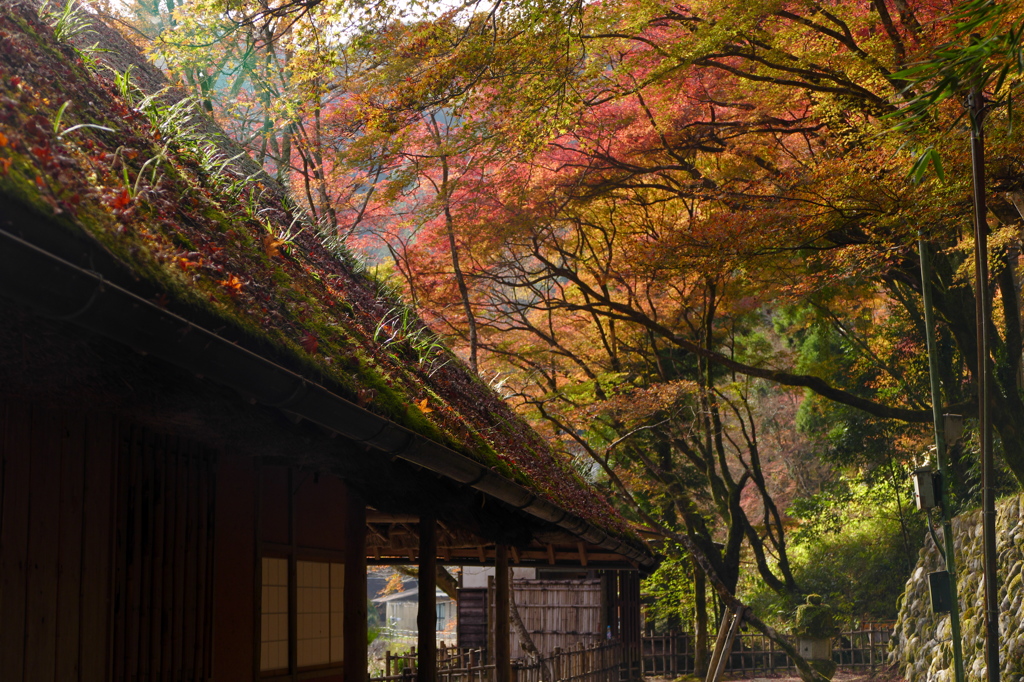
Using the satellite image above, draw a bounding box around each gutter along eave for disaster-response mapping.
[0,197,655,570]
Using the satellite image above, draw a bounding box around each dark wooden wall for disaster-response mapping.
[0,402,118,682]
[212,451,258,681]
[0,403,219,682]
[110,425,217,682]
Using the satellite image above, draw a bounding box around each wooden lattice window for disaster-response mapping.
[259,558,344,673]
[261,557,289,672]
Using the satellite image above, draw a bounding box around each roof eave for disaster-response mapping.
[0,198,656,570]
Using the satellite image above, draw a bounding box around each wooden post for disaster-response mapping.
[619,572,641,681]
[495,546,511,682]
[288,468,297,680]
[670,630,676,677]
[419,516,438,682]
[705,605,742,682]
[344,490,368,682]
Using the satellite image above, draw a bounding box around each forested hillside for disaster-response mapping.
[68,0,1024,651]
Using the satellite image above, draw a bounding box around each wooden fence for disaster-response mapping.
[641,625,894,676]
[369,625,892,682]
[371,641,622,682]
[516,642,623,682]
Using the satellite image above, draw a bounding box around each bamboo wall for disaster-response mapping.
[508,579,604,656]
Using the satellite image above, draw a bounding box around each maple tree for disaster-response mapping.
[114,0,1024,674]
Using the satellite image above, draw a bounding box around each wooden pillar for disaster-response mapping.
[344,491,368,682]
[418,516,437,682]
[620,572,641,681]
[495,545,511,682]
[288,468,298,680]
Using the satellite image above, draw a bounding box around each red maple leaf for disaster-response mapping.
[111,188,131,210]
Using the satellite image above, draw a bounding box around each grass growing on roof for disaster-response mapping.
[0,3,637,539]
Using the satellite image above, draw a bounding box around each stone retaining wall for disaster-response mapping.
[889,493,1024,681]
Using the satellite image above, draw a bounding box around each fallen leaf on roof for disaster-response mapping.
[110,188,130,210]
[300,332,318,354]
[262,233,286,259]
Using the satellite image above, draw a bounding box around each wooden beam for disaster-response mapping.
[494,545,511,682]
[547,544,555,565]
[344,491,368,682]
[577,542,588,567]
[366,511,419,524]
[509,546,520,564]
[417,516,437,682]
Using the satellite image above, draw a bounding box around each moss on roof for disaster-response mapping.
[0,4,639,541]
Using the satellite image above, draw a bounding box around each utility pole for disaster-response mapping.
[968,85,1000,682]
[917,235,965,682]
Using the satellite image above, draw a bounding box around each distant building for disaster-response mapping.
[374,588,457,643]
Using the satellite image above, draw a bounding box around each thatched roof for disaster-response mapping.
[0,2,654,568]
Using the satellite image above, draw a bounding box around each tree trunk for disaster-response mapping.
[693,562,709,677]
[508,569,551,682]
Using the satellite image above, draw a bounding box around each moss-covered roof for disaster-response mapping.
[0,3,643,546]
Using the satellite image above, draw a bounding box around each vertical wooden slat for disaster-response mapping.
[160,435,179,679]
[171,437,189,675]
[181,441,199,680]
[148,434,167,680]
[192,446,210,679]
[182,446,197,679]
[0,401,31,680]
[199,446,217,680]
[123,424,145,681]
[80,413,117,682]
[136,430,156,679]
[55,411,86,682]
[24,407,62,682]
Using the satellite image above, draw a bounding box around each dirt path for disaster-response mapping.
[649,671,902,682]
[720,671,902,682]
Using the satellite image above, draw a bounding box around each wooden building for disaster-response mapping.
[0,5,655,682]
